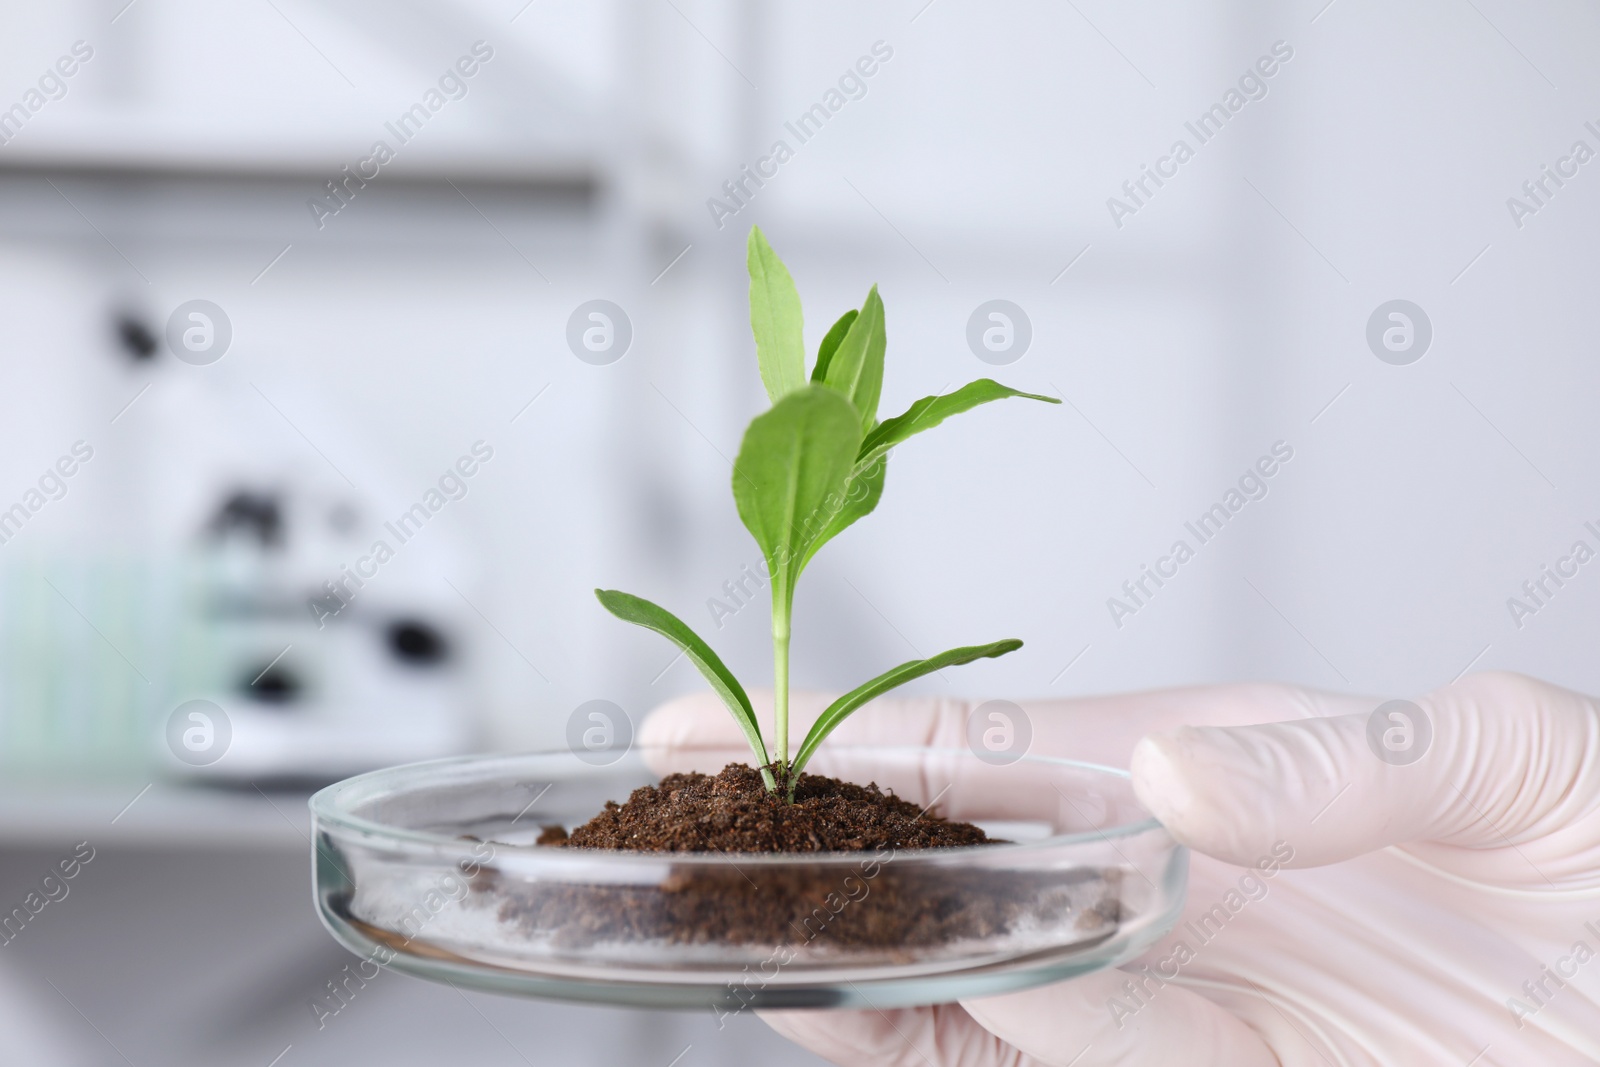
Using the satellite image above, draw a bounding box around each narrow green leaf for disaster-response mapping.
[819,286,886,434]
[797,449,886,572]
[859,379,1060,465]
[790,377,1058,567]
[594,589,772,777]
[732,385,863,609]
[747,227,807,403]
[790,639,1024,777]
[811,309,858,383]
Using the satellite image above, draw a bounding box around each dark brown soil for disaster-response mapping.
[487,764,1120,953]
[550,763,992,853]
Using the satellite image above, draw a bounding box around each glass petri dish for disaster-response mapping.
[310,744,1186,1011]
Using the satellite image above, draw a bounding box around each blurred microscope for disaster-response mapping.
[113,310,479,784]
[174,480,476,784]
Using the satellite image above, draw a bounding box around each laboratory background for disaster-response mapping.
[0,0,1594,1063]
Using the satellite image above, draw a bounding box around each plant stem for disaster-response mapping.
[772,615,790,772]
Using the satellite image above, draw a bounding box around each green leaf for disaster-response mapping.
[819,286,886,434]
[732,385,863,611]
[788,377,1058,571]
[747,227,807,403]
[859,379,1060,464]
[797,449,886,572]
[789,639,1024,778]
[594,589,773,780]
[811,309,858,383]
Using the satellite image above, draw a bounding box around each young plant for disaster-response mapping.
[597,227,1059,797]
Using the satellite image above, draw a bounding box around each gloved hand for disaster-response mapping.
[641,672,1600,1065]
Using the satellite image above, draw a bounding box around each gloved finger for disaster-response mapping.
[639,725,1098,823]
[761,1002,1053,1067]
[639,689,833,760]
[640,683,1366,775]
[640,684,1364,824]
[960,969,1276,1067]
[1130,670,1600,873]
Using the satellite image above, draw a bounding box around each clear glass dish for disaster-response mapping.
[309,744,1186,1011]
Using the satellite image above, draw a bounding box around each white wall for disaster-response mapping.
[2,0,1597,762]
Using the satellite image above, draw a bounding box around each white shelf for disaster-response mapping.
[0,126,601,189]
[0,780,313,849]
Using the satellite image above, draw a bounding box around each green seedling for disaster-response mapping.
[597,227,1059,797]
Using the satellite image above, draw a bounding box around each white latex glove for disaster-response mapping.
[641,671,1600,1065]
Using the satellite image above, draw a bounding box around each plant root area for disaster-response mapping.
[540,762,992,853]
[494,765,1121,951]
